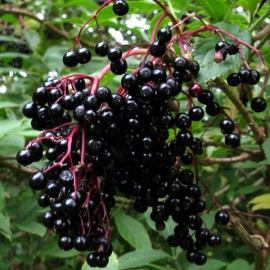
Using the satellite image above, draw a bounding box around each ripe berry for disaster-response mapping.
[157,27,172,44]
[189,106,204,121]
[219,119,235,134]
[206,102,220,116]
[29,171,47,190]
[197,90,214,105]
[137,67,152,83]
[108,47,122,61]
[251,97,267,112]
[16,149,33,166]
[173,56,187,71]
[189,60,200,75]
[23,102,38,118]
[248,69,260,85]
[110,58,127,75]
[149,41,166,57]
[225,133,240,148]
[96,86,112,102]
[175,113,191,129]
[95,41,109,56]
[195,251,207,265]
[113,0,129,16]
[215,40,228,52]
[152,68,167,83]
[74,78,86,91]
[76,47,91,64]
[227,44,239,55]
[227,73,240,86]
[63,51,78,67]
[215,210,230,226]
[207,233,221,247]
[238,69,252,83]
[58,236,73,250]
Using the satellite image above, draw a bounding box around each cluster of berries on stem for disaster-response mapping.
[16,0,268,267]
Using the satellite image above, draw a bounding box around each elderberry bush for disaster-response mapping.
[16,0,268,268]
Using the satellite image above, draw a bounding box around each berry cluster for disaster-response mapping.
[0,22,32,68]
[16,0,267,267]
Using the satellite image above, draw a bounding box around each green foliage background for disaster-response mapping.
[0,0,269,269]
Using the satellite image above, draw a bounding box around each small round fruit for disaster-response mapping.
[149,41,166,57]
[29,171,47,190]
[16,149,33,166]
[248,69,260,85]
[219,119,235,134]
[95,41,109,56]
[215,40,228,52]
[227,73,240,86]
[110,58,127,75]
[157,27,172,44]
[251,97,267,112]
[189,83,203,97]
[225,133,240,148]
[76,47,91,64]
[63,51,78,67]
[113,0,129,16]
[215,210,230,226]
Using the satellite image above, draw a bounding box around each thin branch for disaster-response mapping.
[230,216,269,270]
[0,6,95,48]
[253,23,270,41]
[0,160,36,174]
[204,153,251,165]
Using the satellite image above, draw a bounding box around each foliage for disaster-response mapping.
[0,0,270,269]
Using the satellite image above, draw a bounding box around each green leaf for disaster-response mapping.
[226,258,251,270]
[0,134,25,155]
[238,0,258,14]
[194,22,251,83]
[43,45,68,71]
[23,30,40,50]
[118,250,170,270]
[188,259,228,270]
[249,194,270,204]
[0,213,12,241]
[0,120,23,138]
[0,101,19,109]
[15,221,47,237]
[81,252,118,270]
[251,202,270,212]
[196,0,230,21]
[0,183,5,212]
[262,137,270,162]
[0,35,24,44]
[114,210,152,250]
[0,52,30,60]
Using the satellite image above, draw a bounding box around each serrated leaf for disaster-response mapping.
[188,259,228,270]
[81,252,118,270]
[226,258,251,270]
[114,210,152,250]
[15,221,47,237]
[118,250,170,270]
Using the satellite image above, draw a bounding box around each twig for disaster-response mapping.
[0,6,95,48]
[230,216,269,270]
[0,160,36,174]
[253,23,270,41]
[204,153,251,165]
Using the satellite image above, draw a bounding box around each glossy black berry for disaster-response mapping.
[225,133,240,148]
[96,86,111,102]
[95,41,109,56]
[207,234,221,247]
[58,236,73,250]
[215,40,228,52]
[215,210,230,225]
[113,0,129,16]
[238,69,252,83]
[76,47,91,64]
[189,60,200,75]
[220,119,235,134]
[248,69,260,85]
[227,73,240,86]
[29,171,47,190]
[206,102,221,116]
[108,47,122,61]
[227,44,239,55]
[189,106,204,121]
[23,102,38,118]
[175,113,191,129]
[149,41,166,57]
[173,56,187,71]
[16,149,33,166]
[251,97,266,112]
[74,78,86,91]
[110,58,127,75]
[63,51,78,67]
[157,27,172,44]
[197,90,214,105]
